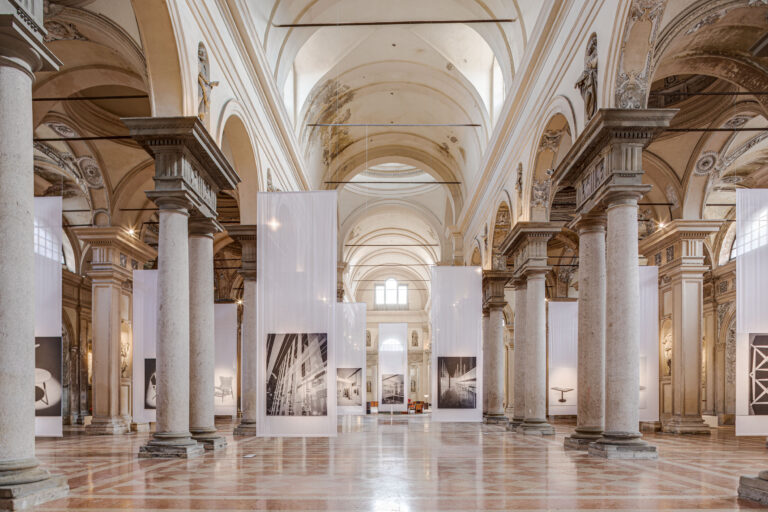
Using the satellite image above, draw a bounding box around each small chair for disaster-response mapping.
[214,376,234,403]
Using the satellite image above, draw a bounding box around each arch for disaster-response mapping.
[218,106,261,223]
[490,201,511,270]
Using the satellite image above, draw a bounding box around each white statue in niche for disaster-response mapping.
[197,43,219,122]
[662,332,672,376]
[412,331,418,347]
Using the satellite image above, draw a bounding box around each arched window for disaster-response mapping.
[375,278,408,308]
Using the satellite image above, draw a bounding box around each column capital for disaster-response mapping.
[482,269,513,309]
[189,216,221,237]
[500,221,561,280]
[571,212,606,234]
[227,224,257,281]
[639,219,722,273]
[551,108,677,216]
[73,226,157,281]
[123,116,241,219]
[0,1,61,76]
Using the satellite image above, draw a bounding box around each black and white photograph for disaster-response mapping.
[35,337,62,417]
[749,333,768,415]
[438,356,477,409]
[266,333,328,416]
[144,358,157,410]
[337,368,362,406]
[381,373,404,404]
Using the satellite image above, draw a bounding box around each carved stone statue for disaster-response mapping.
[412,331,418,347]
[366,330,371,347]
[197,43,219,122]
[575,33,598,120]
[531,178,551,208]
[662,331,672,376]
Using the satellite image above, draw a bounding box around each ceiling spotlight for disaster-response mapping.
[658,222,666,229]
[127,227,136,237]
[236,299,243,306]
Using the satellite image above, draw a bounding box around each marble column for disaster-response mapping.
[508,279,526,430]
[565,214,606,449]
[589,192,656,459]
[139,198,203,458]
[484,305,507,422]
[188,217,226,450]
[229,226,258,436]
[0,4,68,508]
[517,271,554,435]
[481,309,489,413]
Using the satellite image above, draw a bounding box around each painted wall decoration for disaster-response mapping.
[144,358,156,410]
[381,374,404,404]
[437,356,477,409]
[266,333,328,417]
[337,368,362,406]
[35,337,63,417]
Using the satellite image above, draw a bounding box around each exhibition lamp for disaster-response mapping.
[126,227,136,237]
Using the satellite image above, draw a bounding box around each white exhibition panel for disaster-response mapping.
[547,301,578,416]
[735,189,768,435]
[34,197,63,437]
[257,191,337,437]
[214,304,238,418]
[430,266,482,422]
[336,303,367,416]
[132,270,157,424]
[639,265,660,423]
[378,322,408,413]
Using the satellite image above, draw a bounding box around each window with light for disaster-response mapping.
[375,278,408,307]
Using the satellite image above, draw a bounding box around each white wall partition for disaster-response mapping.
[735,189,768,435]
[34,197,63,437]
[430,266,482,422]
[547,301,578,416]
[378,322,408,413]
[336,303,367,416]
[639,265,660,423]
[257,191,337,437]
[132,270,157,425]
[214,304,238,418]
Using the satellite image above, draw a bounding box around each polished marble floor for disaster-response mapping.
[30,415,768,511]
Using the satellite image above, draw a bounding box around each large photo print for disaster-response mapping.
[337,368,362,406]
[437,356,477,409]
[35,337,62,417]
[266,333,328,416]
[381,373,404,404]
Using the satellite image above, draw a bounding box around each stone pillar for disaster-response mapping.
[124,116,241,458]
[188,217,226,450]
[509,279,526,430]
[504,327,514,418]
[73,229,155,435]
[565,214,606,449]
[0,3,68,507]
[228,226,258,436]
[703,303,716,417]
[482,270,513,424]
[481,309,489,412]
[500,223,559,435]
[589,191,656,459]
[518,271,554,435]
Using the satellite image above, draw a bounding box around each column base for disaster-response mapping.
[588,433,658,459]
[507,416,524,431]
[191,429,227,451]
[564,428,602,450]
[139,432,204,459]
[516,419,555,435]
[661,416,711,435]
[85,416,129,435]
[738,471,768,505]
[483,413,509,425]
[233,421,257,436]
[0,460,69,511]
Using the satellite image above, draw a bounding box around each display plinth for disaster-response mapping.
[661,416,710,435]
[0,474,69,511]
[588,437,658,459]
[739,472,768,505]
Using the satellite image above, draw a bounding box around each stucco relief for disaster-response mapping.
[725,319,736,385]
[575,34,598,120]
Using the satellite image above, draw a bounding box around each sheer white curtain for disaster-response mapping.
[736,189,768,435]
[336,303,366,415]
[378,323,408,412]
[638,265,659,422]
[431,266,482,422]
[214,304,237,418]
[132,269,157,424]
[547,301,577,416]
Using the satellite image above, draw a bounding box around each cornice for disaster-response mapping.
[499,221,563,258]
[72,225,156,262]
[638,219,722,257]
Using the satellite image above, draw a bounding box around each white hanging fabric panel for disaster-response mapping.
[638,265,660,422]
[257,191,337,437]
[214,304,238,418]
[34,197,63,437]
[335,302,367,416]
[132,269,157,425]
[735,189,768,435]
[430,266,482,422]
[378,322,408,413]
[547,301,578,416]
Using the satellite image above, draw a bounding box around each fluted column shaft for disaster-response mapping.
[517,272,554,435]
[509,281,526,429]
[188,219,226,449]
[565,216,606,448]
[590,193,656,458]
